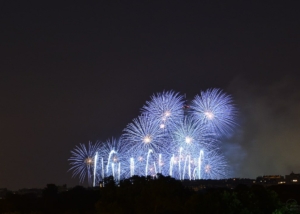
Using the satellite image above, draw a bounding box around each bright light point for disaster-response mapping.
[165,111,171,117]
[143,136,151,143]
[85,157,93,165]
[185,136,192,144]
[205,165,211,173]
[160,124,165,129]
[204,111,214,120]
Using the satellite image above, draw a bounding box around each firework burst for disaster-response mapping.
[68,141,101,185]
[97,138,128,181]
[171,116,213,153]
[190,88,237,136]
[142,91,184,132]
[69,88,237,185]
[201,149,227,179]
[122,115,167,155]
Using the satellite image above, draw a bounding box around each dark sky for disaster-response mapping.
[1,1,300,190]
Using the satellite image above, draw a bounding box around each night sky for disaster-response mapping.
[1,1,300,190]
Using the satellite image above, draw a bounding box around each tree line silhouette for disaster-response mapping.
[0,174,299,214]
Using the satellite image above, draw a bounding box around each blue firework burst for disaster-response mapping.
[171,116,213,152]
[98,138,128,181]
[122,115,166,155]
[68,141,101,185]
[122,115,168,176]
[169,117,214,179]
[201,149,228,179]
[190,88,237,136]
[142,91,185,131]
[69,89,237,183]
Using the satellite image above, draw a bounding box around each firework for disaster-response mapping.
[189,88,237,136]
[97,138,128,182]
[171,116,214,152]
[122,115,169,176]
[122,115,167,155]
[201,149,227,179]
[142,91,184,132]
[68,141,101,185]
[69,88,237,184]
[162,117,213,180]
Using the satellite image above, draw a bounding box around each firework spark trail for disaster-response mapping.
[198,150,204,179]
[118,162,121,181]
[93,152,98,187]
[169,154,174,177]
[130,158,134,177]
[101,158,104,180]
[145,149,153,176]
[106,150,116,174]
[158,154,162,173]
[112,163,115,177]
[178,147,183,180]
[188,156,191,180]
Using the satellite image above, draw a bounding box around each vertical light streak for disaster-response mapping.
[112,163,115,178]
[169,154,174,177]
[158,154,162,173]
[118,162,121,181]
[101,158,104,179]
[188,156,191,180]
[198,150,204,179]
[183,156,188,180]
[130,157,134,177]
[93,152,98,187]
[106,150,116,173]
[145,149,153,176]
[178,147,183,180]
